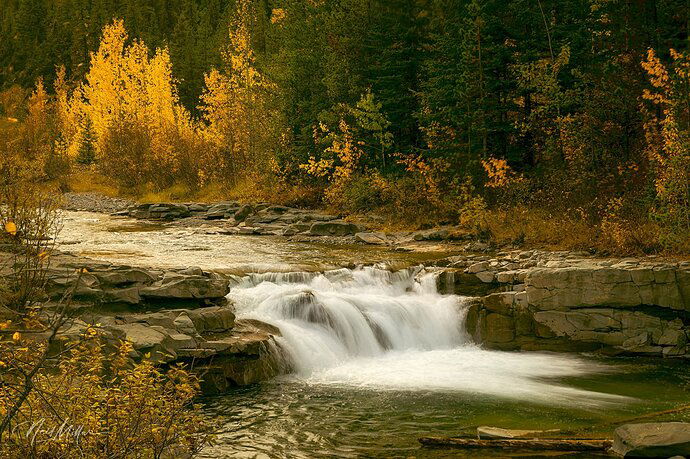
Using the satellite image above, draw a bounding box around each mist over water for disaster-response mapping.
[229,266,626,406]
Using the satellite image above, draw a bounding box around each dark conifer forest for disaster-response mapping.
[1,0,690,252]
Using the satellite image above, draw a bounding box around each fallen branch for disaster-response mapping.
[418,437,612,452]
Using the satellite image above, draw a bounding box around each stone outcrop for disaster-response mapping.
[46,257,229,309]
[355,232,389,245]
[128,203,191,220]
[611,422,690,457]
[309,221,362,237]
[433,251,690,358]
[124,201,356,239]
[204,201,240,219]
[79,308,283,393]
[38,254,284,394]
[526,262,689,311]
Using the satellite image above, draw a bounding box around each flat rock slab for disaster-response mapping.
[477,426,559,439]
[612,422,690,458]
[310,221,362,236]
[355,232,388,245]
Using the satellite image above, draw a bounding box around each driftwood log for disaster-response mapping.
[419,436,612,452]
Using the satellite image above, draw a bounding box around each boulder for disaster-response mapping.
[140,273,229,302]
[611,423,690,458]
[355,232,388,245]
[205,202,240,220]
[128,311,177,329]
[233,204,254,222]
[94,268,155,286]
[467,261,490,274]
[309,221,362,237]
[186,307,236,332]
[128,203,153,219]
[147,203,190,219]
[164,332,197,351]
[435,270,500,296]
[173,312,198,335]
[483,292,515,315]
[476,271,495,283]
[483,313,515,343]
[127,203,191,219]
[109,323,167,352]
[283,223,311,236]
[102,287,141,304]
[187,203,209,213]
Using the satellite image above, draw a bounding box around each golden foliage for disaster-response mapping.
[59,19,202,191]
[481,157,517,188]
[199,0,277,183]
[4,222,17,236]
[0,328,213,458]
[301,120,365,206]
[642,48,690,235]
[271,8,287,24]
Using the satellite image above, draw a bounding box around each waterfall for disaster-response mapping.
[229,266,466,375]
[228,266,627,405]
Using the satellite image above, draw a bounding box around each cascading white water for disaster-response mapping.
[230,266,465,373]
[228,266,627,406]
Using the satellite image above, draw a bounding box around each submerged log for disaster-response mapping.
[419,436,612,452]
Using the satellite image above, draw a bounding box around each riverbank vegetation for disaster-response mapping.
[1,0,690,254]
[0,136,213,457]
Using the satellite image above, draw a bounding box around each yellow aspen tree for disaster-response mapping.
[24,80,54,169]
[53,66,81,159]
[65,19,196,189]
[78,19,131,153]
[199,0,276,183]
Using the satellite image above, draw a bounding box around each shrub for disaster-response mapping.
[0,331,214,458]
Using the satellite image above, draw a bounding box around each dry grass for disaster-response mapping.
[482,206,669,255]
[139,182,231,203]
[67,167,120,196]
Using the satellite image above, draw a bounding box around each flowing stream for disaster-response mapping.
[228,267,624,405]
[60,211,690,458]
[206,268,688,458]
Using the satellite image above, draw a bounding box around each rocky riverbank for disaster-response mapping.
[62,194,478,247]
[5,247,686,401]
[430,250,690,358]
[17,251,286,394]
[63,192,134,213]
[48,194,690,389]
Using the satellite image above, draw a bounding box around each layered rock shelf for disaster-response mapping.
[35,195,690,396]
[36,253,285,394]
[92,199,480,244]
[122,201,366,238]
[432,251,690,358]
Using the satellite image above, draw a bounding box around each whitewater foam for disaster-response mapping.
[228,266,627,405]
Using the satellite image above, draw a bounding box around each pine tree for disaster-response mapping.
[76,118,96,165]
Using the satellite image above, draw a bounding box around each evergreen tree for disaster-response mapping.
[76,118,96,165]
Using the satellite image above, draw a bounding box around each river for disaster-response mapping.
[60,211,690,458]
